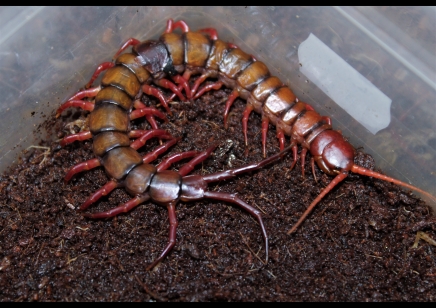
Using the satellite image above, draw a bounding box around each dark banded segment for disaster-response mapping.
[184,32,211,68]
[88,104,130,135]
[236,61,270,92]
[251,76,283,103]
[305,121,333,146]
[281,101,307,126]
[92,131,131,157]
[205,39,229,71]
[160,33,184,66]
[149,170,182,204]
[101,66,140,98]
[102,147,143,180]
[219,48,254,79]
[115,53,152,83]
[264,87,296,115]
[290,110,324,139]
[95,86,133,111]
[125,163,157,195]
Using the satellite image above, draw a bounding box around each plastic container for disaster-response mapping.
[0,6,435,208]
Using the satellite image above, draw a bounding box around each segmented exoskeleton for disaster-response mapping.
[56,20,295,269]
[96,19,434,234]
[57,18,435,260]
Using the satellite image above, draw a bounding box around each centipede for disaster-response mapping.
[57,18,436,268]
[55,19,299,270]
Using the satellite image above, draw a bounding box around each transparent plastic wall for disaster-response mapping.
[0,7,435,207]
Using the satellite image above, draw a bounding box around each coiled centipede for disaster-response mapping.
[57,19,436,267]
[56,19,296,270]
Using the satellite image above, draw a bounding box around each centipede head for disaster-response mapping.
[310,130,355,175]
[133,40,177,77]
[289,131,436,235]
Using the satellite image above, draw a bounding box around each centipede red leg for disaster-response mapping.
[223,90,240,129]
[146,114,159,131]
[142,138,181,164]
[201,145,292,184]
[60,131,92,147]
[156,151,200,172]
[310,157,318,183]
[142,84,172,115]
[300,148,308,178]
[198,27,218,40]
[171,75,192,99]
[66,86,101,102]
[277,129,286,152]
[287,172,348,235]
[130,107,168,122]
[64,158,101,182]
[261,117,270,158]
[82,193,150,218]
[189,71,214,98]
[203,191,268,262]
[56,100,95,118]
[132,100,162,136]
[193,81,224,100]
[129,129,173,151]
[85,62,115,89]
[113,38,140,59]
[242,105,254,147]
[165,19,190,33]
[289,143,298,171]
[168,69,195,100]
[154,78,187,102]
[177,144,217,176]
[78,180,119,211]
[147,202,178,270]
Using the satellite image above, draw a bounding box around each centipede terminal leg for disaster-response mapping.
[203,191,268,262]
[146,202,178,270]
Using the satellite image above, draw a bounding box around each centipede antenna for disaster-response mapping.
[287,172,348,235]
[351,165,436,203]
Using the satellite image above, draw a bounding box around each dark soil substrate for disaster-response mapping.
[0,87,435,302]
